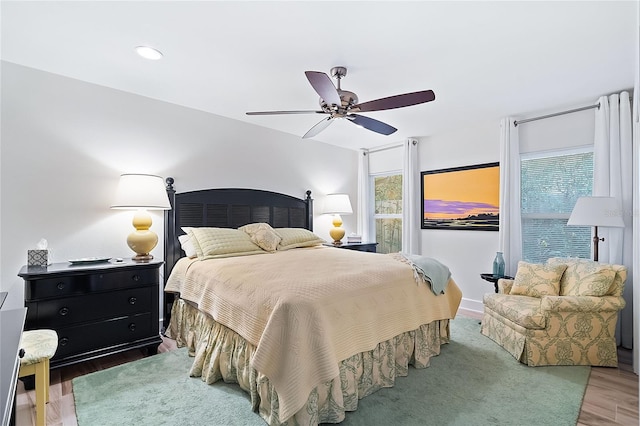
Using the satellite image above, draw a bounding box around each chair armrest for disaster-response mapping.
[497,278,514,294]
[541,295,626,313]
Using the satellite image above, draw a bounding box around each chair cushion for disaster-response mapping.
[20,329,58,366]
[483,293,546,329]
[607,265,628,297]
[546,257,618,296]
[510,261,566,298]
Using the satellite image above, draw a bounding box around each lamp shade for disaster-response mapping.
[323,193,353,215]
[567,196,624,228]
[111,174,171,210]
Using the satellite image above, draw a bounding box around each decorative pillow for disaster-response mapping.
[186,227,264,259]
[239,223,281,252]
[510,261,567,298]
[560,263,616,296]
[275,228,325,250]
[177,234,197,258]
[546,257,618,296]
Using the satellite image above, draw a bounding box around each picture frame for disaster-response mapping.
[421,162,500,231]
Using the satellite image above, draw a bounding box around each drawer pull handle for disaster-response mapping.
[132,274,141,282]
[129,297,137,305]
[128,323,136,332]
[60,337,69,346]
[57,282,65,290]
[59,307,70,316]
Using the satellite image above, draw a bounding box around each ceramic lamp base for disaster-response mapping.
[329,229,345,245]
[329,214,345,245]
[126,210,158,261]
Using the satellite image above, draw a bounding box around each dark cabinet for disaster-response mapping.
[19,260,163,369]
[324,242,378,253]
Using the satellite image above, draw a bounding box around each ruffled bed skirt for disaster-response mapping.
[166,298,451,425]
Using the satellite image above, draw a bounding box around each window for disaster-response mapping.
[373,173,402,253]
[520,147,593,263]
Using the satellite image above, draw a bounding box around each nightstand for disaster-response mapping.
[323,242,378,253]
[18,259,163,369]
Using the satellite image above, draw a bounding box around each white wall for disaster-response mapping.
[418,121,501,313]
[419,107,596,314]
[0,62,358,308]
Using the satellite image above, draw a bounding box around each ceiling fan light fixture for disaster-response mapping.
[135,45,163,60]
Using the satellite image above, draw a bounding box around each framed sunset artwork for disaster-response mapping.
[421,162,500,231]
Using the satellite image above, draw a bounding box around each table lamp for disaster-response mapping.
[111,174,171,261]
[567,196,624,261]
[323,193,353,245]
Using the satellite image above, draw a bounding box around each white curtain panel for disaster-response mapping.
[594,91,633,349]
[633,32,639,371]
[402,138,420,254]
[498,117,522,276]
[633,92,639,373]
[357,149,371,242]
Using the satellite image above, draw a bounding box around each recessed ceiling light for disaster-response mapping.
[135,46,163,60]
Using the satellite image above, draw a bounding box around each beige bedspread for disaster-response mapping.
[165,246,462,421]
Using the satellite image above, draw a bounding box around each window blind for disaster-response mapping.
[521,148,594,263]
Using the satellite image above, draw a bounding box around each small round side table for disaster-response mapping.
[480,273,514,293]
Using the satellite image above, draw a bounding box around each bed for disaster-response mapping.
[162,179,463,425]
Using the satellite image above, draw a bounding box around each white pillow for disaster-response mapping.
[186,227,264,259]
[275,228,325,250]
[177,234,197,258]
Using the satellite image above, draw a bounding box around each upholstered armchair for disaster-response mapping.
[481,257,627,367]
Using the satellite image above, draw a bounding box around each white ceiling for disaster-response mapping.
[1,1,636,151]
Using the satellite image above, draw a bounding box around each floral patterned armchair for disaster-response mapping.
[480,257,626,367]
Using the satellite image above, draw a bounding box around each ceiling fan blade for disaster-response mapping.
[348,114,397,135]
[246,110,324,115]
[303,117,334,139]
[354,90,435,112]
[305,71,341,105]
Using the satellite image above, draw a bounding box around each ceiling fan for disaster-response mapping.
[246,66,436,139]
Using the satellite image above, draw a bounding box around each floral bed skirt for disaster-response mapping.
[166,298,451,425]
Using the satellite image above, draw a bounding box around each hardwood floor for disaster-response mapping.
[578,362,638,425]
[14,317,639,426]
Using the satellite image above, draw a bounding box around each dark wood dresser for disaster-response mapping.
[323,242,378,253]
[18,259,163,369]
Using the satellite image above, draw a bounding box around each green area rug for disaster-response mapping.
[73,317,590,425]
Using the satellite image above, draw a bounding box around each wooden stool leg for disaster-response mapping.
[44,358,50,403]
[34,361,47,426]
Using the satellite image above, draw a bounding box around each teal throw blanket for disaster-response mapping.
[401,253,451,295]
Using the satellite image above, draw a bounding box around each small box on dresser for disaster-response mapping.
[18,259,163,369]
[27,249,49,266]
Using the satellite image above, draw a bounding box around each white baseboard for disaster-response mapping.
[459,297,484,315]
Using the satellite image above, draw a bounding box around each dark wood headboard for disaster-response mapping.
[162,177,313,327]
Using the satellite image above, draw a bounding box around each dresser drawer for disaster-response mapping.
[26,287,153,327]
[25,267,157,300]
[53,312,155,360]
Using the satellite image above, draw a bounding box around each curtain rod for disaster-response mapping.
[513,104,600,127]
[366,141,403,154]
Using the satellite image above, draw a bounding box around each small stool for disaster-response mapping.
[18,329,58,426]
